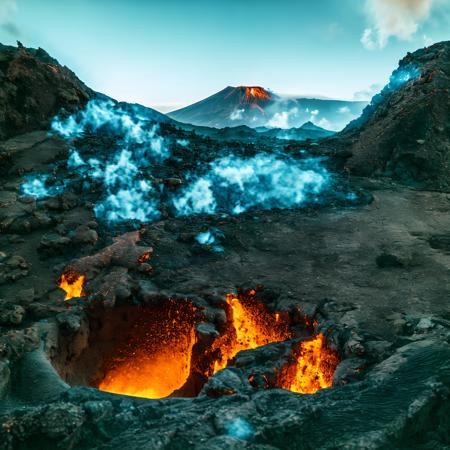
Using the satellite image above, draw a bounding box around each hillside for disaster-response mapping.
[337,41,450,190]
[0,43,94,140]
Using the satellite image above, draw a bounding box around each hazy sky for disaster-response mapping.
[0,0,449,111]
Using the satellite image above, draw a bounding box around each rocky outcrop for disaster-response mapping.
[0,43,93,140]
[337,41,450,190]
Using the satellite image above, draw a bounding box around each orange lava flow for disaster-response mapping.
[244,86,271,101]
[97,302,198,399]
[212,293,291,373]
[282,334,339,394]
[59,272,85,300]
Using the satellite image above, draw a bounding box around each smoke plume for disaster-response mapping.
[361,0,433,49]
[173,154,329,216]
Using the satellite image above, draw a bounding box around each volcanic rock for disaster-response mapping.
[337,41,450,190]
[0,44,93,139]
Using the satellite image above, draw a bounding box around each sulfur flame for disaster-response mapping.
[59,272,85,300]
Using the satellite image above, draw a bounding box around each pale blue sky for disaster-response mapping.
[0,0,448,111]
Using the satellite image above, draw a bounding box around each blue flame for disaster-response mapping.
[52,99,169,159]
[226,418,254,440]
[195,229,224,252]
[387,64,420,90]
[196,231,215,245]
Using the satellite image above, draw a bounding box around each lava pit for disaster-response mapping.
[279,333,340,394]
[58,270,85,300]
[54,291,340,400]
[209,292,293,373]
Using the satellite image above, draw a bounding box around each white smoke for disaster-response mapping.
[52,99,168,159]
[51,101,170,222]
[176,139,189,147]
[353,83,383,101]
[44,99,352,225]
[21,174,63,199]
[173,154,329,216]
[267,107,299,129]
[67,148,161,223]
[195,229,224,252]
[361,0,434,49]
[230,108,244,121]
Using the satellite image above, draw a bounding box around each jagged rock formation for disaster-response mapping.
[338,41,450,190]
[0,43,94,140]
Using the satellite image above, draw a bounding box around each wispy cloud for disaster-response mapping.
[353,83,383,101]
[361,0,434,50]
[0,0,20,37]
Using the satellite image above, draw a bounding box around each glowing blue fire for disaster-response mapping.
[387,64,420,90]
[226,418,254,440]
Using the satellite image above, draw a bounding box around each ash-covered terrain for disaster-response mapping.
[0,41,450,450]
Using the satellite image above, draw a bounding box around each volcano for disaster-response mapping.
[168,85,367,130]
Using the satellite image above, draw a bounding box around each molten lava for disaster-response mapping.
[59,271,85,300]
[281,334,339,394]
[97,301,198,399]
[211,293,291,373]
[243,86,272,102]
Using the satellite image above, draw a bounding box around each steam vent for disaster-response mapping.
[1,35,450,450]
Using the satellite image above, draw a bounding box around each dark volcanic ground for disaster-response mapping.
[0,42,450,450]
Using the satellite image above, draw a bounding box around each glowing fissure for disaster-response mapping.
[77,293,338,399]
[211,293,292,373]
[59,271,85,300]
[280,334,339,394]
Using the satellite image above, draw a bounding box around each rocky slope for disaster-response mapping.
[0,43,93,140]
[337,41,450,190]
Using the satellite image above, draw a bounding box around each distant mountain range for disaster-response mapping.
[168,86,367,131]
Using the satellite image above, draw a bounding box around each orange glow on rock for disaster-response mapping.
[59,271,85,300]
[97,301,198,399]
[211,294,291,373]
[244,86,272,102]
[281,334,339,394]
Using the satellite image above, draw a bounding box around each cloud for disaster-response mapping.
[0,0,20,37]
[267,107,298,129]
[338,106,351,114]
[361,0,433,49]
[230,108,244,121]
[353,83,383,101]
